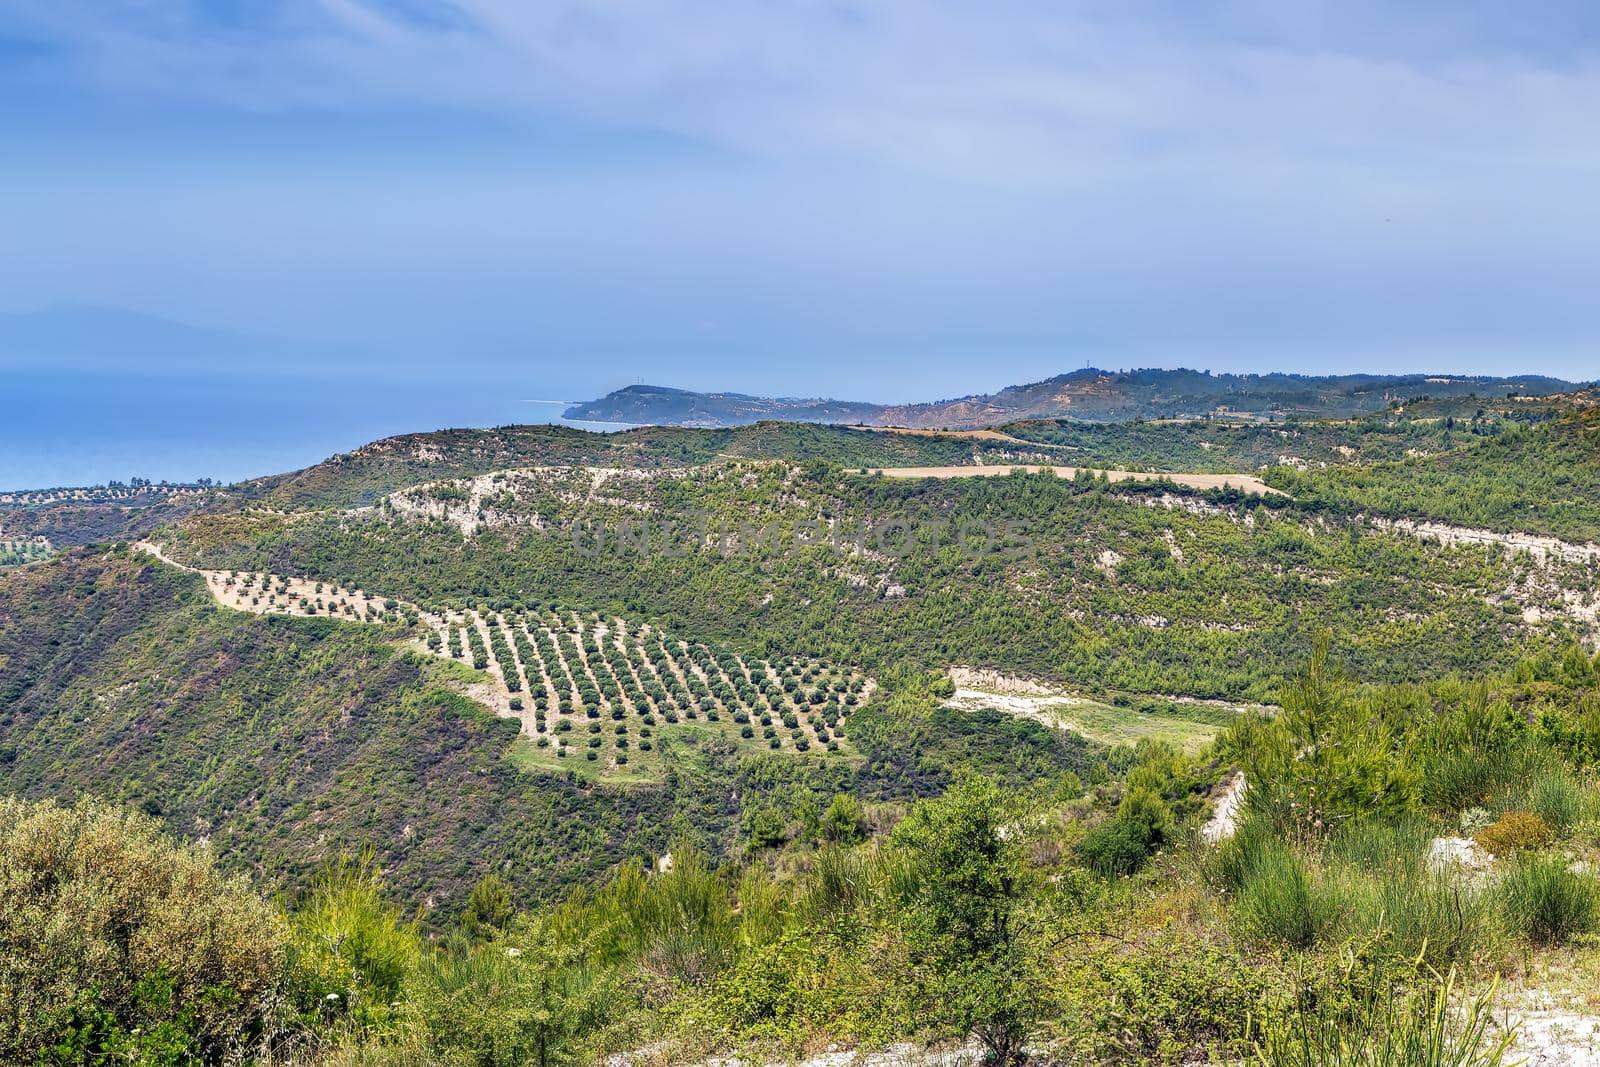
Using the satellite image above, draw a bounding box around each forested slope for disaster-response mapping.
[1279,407,1600,542]
[0,547,1091,913]
[166,464,1593,703]
[242,421,1041,511]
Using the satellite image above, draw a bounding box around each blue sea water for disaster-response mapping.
[0,368,629,491]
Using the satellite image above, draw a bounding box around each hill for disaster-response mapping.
[565,368,1583,429]
[9,389,1600,1064]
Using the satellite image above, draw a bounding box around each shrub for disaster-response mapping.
[1062,933,1272,1064]
[1502,853,1599,945]
[891,778,1034,1064]
[291,853,420,1030]
[0,798,288,1064]
[1076,785,1172,878]
[1474,810,1552,856]
[411,922,618,1067]
[820,794,866,845]
[1076,817,1157,878]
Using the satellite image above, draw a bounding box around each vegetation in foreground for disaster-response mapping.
[8,641,1600,1066]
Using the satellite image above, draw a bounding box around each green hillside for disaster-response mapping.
[166,462,1590,703]
[1278,407,1600,541]
[0,547,1092,915]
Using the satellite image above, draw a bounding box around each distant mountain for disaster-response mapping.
[566,369,1584,429]
[563,384,881,427]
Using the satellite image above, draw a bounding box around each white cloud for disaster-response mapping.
[7,0,1600,187]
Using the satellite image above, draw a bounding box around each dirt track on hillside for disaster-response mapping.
[856,464,1283,496]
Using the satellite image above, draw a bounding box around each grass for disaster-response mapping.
[1530,772,1586,838]
[1030,697,1225,754]
[1228,831,1337,950]
[1220,816,1499,969]
[1501,853,1599,946]
[1251,969,1514,1067]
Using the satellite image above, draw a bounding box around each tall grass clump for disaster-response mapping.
[1365,870,1496,970]
[1529,771,1585,838]
[1324,815,1430,875]
[1233,836,1338,950]
[1423,749,1503,814]
[1251,969,1512,1067]
[1501,853,1599,946]
[1212,816,1282,894]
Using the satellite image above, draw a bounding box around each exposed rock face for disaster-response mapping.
[1426,835,1495,876]
[1201,773,1247,844]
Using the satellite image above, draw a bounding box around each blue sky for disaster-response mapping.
[2,0,1599,402]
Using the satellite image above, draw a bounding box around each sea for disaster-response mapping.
[0,368,632,491]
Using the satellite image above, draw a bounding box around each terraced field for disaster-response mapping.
[422,607,870,777]
[135,542,871,781]
[856,463,1283,496]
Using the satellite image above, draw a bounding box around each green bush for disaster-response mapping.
[411,921,618,1067]
[1076,817,1158,878]
[820,793,866,844]
[290,853,420,1031]
[1501,853,1599,946]
[0,797,287,1064]
[1063,933,1272,1064]
[891,777,1034,1065]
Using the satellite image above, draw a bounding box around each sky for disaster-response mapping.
[2,0,1599,417]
